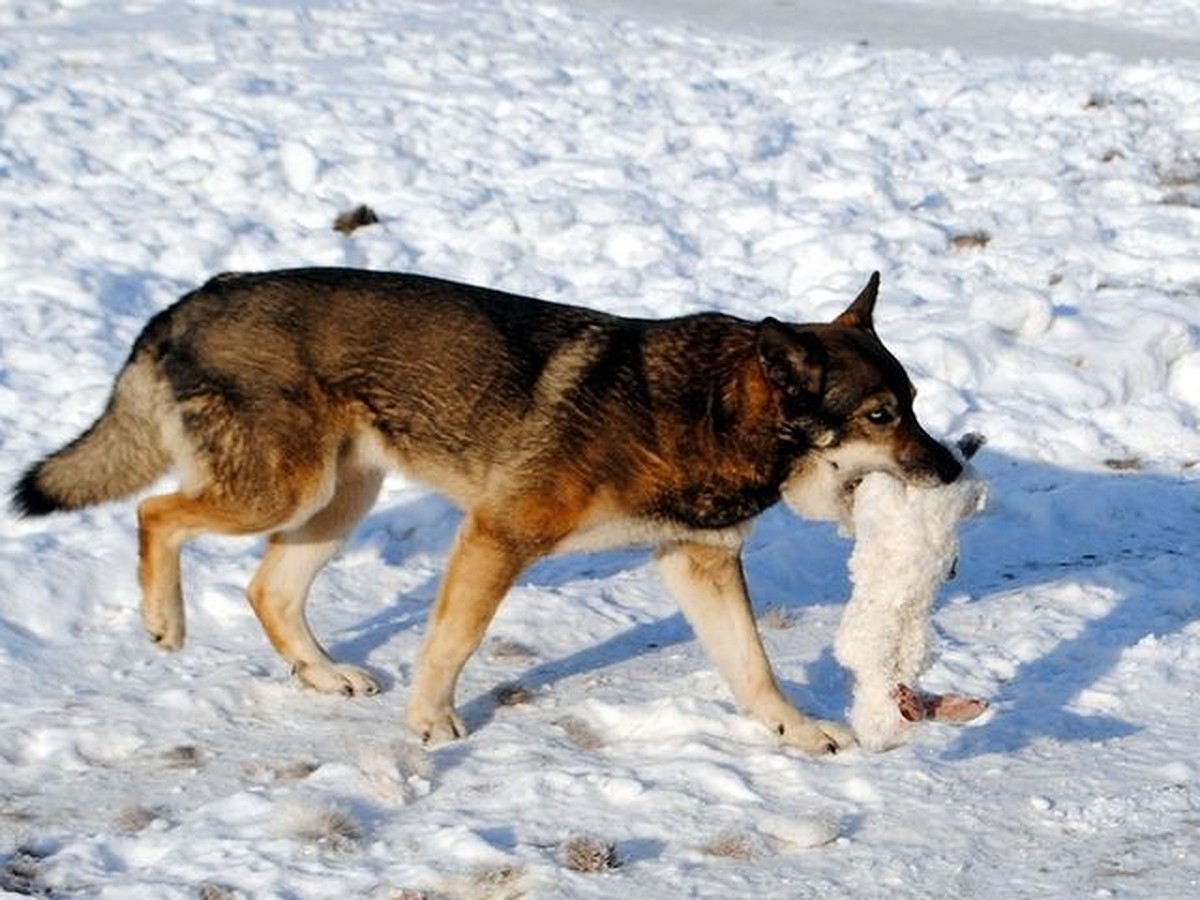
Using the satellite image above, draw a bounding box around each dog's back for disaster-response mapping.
[15,271,594,511]
[179,271,787,520]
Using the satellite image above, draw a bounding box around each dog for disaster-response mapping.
[11,268,961,754]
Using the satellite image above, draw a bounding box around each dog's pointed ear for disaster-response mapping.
[757,318,825,401]
[833,271,880,332]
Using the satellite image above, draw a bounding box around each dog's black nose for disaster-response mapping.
[939,453,964,484]
[930,440,963,484]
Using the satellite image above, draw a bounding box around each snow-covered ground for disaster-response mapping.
[2,0,1199,896]
[595,0,1200,60]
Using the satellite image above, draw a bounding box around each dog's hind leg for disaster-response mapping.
[246,464,384,697]
[407,513,529,744]
[138,491,301,650]
[656,541,855,755]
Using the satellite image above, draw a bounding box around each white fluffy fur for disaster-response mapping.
[834,467,986,751]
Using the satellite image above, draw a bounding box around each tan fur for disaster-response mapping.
[35,359,172,510]
[12,268,960,755]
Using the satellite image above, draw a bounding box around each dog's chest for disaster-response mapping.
[645,481,781,531]
[553,511,748,555]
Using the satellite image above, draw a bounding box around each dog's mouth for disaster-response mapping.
[841,475,864,502]
[829,473,866,530]
[902,434,970,486]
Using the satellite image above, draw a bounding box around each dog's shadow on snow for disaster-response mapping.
[823,449,1197,760]
[933,450,1199,760]
[339,450,1198,759]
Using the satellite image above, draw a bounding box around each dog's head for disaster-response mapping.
[757,272,962,520]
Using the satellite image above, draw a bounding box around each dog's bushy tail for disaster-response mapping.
[12,354,171,517]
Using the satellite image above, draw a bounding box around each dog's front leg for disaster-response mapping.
[407,514,528,745]
[656,541,854,755]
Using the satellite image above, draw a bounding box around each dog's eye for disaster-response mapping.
[865,408,896,426]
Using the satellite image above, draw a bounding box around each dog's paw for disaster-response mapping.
[294,660,380,697]
[407,703,467,746]
[146,627,184,651]
[774,716,857,756]
[142,610,184,651]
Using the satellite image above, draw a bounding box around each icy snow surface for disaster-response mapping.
[2,0,1199,896]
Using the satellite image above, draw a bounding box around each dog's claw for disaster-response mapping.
[145,626,184,651]
[771,716,855,755]
[408,705,467,746]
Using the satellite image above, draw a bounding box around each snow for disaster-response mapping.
[596,0,1200,61]
[1,0,1199,896]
